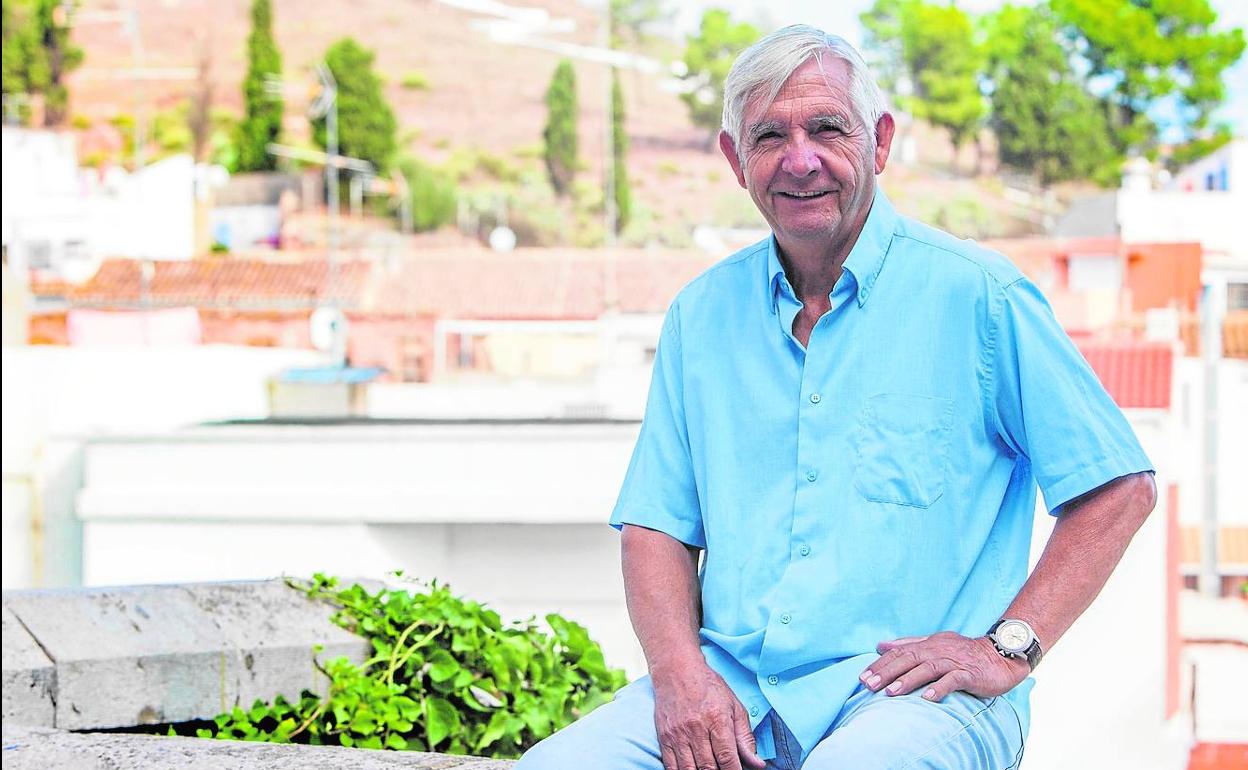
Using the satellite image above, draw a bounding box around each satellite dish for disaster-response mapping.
[309,307,346,353]
[488,225,517,252]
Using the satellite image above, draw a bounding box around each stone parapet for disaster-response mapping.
[1,724,517,769]
[2,606,56,726]
[1,579,370,729]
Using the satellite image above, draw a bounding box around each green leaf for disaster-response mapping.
[359,735,383,750]
[385,732,407,750]
[425,696,460,748]
[393,695,420,721]
[428,648,460,683]
[339,733,355,748]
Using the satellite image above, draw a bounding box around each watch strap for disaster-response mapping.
[988,619,1044,671]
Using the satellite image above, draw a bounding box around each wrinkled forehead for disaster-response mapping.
[742,54,855,129]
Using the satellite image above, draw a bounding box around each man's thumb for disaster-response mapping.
[735,706,766,770]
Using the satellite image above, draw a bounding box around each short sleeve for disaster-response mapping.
[989,278,1153,514]
[609,303,706,547]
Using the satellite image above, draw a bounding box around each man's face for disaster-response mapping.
[720,56,893,253]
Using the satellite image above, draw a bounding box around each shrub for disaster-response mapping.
[400,71,430,90]
[400,157,458,232]
[191,574,625,757]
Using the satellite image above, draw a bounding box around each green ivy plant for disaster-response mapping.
[189,573,627,756]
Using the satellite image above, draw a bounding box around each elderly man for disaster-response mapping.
[517,24,1156,770]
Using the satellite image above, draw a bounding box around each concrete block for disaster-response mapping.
[1,606,55,727]
[0,723,517,769]
[3,580,370,730]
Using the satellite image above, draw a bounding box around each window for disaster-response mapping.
[1228,282,1248,311]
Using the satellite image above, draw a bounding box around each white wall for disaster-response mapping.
[72,422,649,678]
[0,345,330,589]
[1024,410,1185,770]
[1117,187,1248,259]
[1172,358,1248,527]
[85,155,196,262]
[1170,139,1245,193]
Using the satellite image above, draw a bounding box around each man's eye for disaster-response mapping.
[757,131,780,140]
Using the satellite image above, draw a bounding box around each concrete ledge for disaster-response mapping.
[1,724,517,769]
[2,607,55,726]
[2,580,371,729]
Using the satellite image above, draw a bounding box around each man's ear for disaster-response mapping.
[873,112,896,175]
[718,130,748,189]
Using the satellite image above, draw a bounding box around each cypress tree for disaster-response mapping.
[543,59,578,197]
[312,38,398,171]
[235,0,283,172]
[610,68,630,233]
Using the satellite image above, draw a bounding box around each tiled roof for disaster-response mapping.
[30,249,718,318]
[370,248,717,319]
[1075,340,1173,409]
[31,258,372,309]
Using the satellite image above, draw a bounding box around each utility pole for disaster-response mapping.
[600,3,619,315]
[308,62,345,366]
[1199,281,1222,596]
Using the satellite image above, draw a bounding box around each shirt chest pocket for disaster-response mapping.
[853,393,954,508]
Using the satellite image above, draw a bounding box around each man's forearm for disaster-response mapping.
[1002,471,1158,654]
[621,524,706,675]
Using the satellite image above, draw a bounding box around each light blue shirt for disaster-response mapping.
[609,192,1153,762]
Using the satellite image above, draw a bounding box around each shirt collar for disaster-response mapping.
[767,190,898,314]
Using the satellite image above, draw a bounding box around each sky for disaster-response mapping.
[668,0,1248,140]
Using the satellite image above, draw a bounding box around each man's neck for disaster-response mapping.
[776,204,872,306]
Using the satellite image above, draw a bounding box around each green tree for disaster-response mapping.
[984,4,1116,185]
[312,38,398,172]
[609,68,631,233]
[1,0,83,126]
[608,0,671,51]
[901,2,985,154]
[235,0,283,172]
[399,157,457,232]
[1049,0,1246,154]
[679,9,760,148]
[542,59,578,197]
[859,0,906,96]
[861,0,985,155]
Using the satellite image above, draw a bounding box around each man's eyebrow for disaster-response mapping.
[808,113,851,131]
[746,120,784,141]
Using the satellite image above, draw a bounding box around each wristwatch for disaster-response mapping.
[987,619,1043,671]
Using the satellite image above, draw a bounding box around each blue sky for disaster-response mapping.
[670,0,1248,139]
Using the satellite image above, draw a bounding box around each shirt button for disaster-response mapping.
[806,470,818,482]
[780,613,792,624]
[809,393,821,404]
[767,675,779,686]
[750,706,759,717]
[799,545,811,557]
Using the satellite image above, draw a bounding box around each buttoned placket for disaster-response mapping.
[760,271,858,692]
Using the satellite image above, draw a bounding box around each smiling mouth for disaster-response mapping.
[778,191,830,200]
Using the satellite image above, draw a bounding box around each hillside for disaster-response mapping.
[64,0,1046,244]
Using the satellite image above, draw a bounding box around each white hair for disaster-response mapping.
[721,25,887,159]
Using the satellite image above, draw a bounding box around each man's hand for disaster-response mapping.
[651,663,766,770]
[858,632,1030,703]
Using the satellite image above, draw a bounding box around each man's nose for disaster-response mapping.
[780,135,819,177]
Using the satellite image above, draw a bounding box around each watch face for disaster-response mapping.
[998,621,1031,652]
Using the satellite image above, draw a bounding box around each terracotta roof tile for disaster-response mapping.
[1076,340,1173,409]
[371,248,717,319]
[31,258,371,309]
